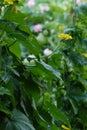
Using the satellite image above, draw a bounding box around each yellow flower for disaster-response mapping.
[4,0,13,5]
[82,53,87,58]
[58,33,72,40]
[61,124,71,130]
[59,25,65,30]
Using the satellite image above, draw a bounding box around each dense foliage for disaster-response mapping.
[0,0,87,130]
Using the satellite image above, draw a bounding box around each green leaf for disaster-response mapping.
[27,35,41,56]
[4,7,27,24]
[44,103,70,127]
[0,20,16,34]
[0,106,11,115]
[0,87,11,96]
[69,87,87,103]
[78,4,87,15]
[68,52,87,66]
[5,109,35,130]
[40,61,62,80]
[0,20,40,56]
[19,25,31,34]
[22,78,40,103]
[79,107,87,127]
[80,79,87,90]
[9,42,21,59]
[11,69,20,77]
[69,98,78,115]
[51,125,61,130]
[29,60,62,81]
[0,20,28,41]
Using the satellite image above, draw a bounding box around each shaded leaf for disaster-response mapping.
[5,109,35,130]
[0,87,11,96]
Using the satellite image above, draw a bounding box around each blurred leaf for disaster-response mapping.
[19,25,31,34]
[4,7,27,24]
[78,4,87,15]
[79,107,87,127]
[22,77,40,103]
[26,13,45,23]
[0,87,11,96]
[69,87,87,103]
[69,98,78,114]
[0,105,11,115]
[51,125,60,130]
[68,52,87,66]
[5,109,35,130]
[80,79,87,90]
[11,69,20,77]
[27,35,41,56]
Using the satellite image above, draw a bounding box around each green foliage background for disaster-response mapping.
[0,0,87,130]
